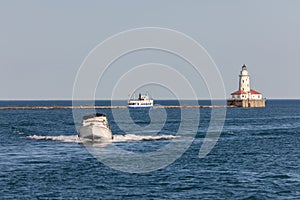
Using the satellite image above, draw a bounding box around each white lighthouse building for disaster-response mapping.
[228,64,265,107]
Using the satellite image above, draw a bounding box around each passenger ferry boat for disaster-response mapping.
[78,113,113,141]
[128,93,154,108]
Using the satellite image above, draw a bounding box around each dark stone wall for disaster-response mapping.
[227,99,266,108]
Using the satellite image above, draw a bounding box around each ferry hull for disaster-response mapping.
[128,105,153,108]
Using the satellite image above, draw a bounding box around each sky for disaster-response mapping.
[0,0,299,100]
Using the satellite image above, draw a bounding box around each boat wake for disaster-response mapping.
[27,135,80,143]
[112,134,179,142]
[26,134,179,143]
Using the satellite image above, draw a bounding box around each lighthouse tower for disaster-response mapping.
[239,64,250,94]
[227,64,265,107]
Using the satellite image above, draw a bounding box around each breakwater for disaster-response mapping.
[0,105,233,110]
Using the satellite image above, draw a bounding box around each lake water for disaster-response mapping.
[0,100,299,199]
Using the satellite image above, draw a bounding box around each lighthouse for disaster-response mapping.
[227,64,265,107]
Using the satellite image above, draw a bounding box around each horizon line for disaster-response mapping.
[0,98,299,101]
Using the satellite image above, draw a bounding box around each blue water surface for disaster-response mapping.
[0,100,299,199]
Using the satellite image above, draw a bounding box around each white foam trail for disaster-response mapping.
[112,134,179,142]
[27,135,80,143]
[27,134,180,143]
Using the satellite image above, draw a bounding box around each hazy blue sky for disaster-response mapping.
[1,0,299,99]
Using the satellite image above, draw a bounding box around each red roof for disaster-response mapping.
[250,89,261,94]
[231,90,246,95]
[231,89,261,95]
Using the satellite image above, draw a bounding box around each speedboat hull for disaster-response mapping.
[79,124,113,141]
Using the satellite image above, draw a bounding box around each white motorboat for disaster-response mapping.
[128,93,154,108]
[78,113,113,141]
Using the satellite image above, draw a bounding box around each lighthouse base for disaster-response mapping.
[227,99,266,108]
